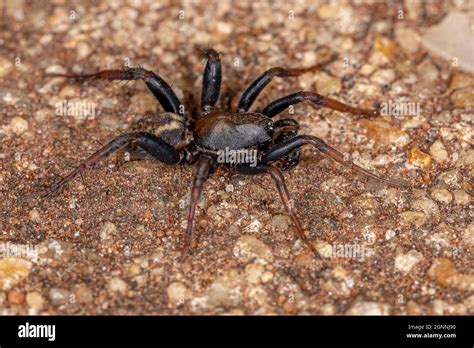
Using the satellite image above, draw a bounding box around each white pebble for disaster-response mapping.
[9,117,29,135]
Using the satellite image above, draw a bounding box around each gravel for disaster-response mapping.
[0,1,472,316]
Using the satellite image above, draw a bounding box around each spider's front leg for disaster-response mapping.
[26,132,182,200]
[236,54,379,118]
[236,53,338,112]
[262,91,379,118]
[48,67,182,114]
[200,48,222,112]
[262,135,408,188]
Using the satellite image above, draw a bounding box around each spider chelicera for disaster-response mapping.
[30,48,407,254]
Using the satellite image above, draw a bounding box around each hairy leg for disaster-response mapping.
[27,132,182,199]
[237,53,338,112]
[200,48,222,112]
[262,91,379,118]
[262,135,408,188]
[183,154,214,252]
[235,163,317,254]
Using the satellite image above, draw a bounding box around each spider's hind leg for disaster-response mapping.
[235,163,317,254]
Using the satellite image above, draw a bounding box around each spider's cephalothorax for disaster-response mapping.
[31,49,407,254]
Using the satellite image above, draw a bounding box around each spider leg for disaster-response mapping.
[262,91,379,118]
[235,163,317,254]
[47,67,182,114]
[271,119,301,171]
[201,48,222,112]
[26,132,182,200]
[183,154,214,252]
[237,53,338,112]
[262,135,409,188]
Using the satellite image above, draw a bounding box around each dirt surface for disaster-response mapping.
[0,1,473,315]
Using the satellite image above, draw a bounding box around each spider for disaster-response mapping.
[30,48,407,255]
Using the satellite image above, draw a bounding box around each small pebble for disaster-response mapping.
[429,140,448,163]
[34,108,50,122]
[450,72,474,90]
[453,190,470,205]
[294,252,314,268]
[205,269,242,309]
[456,149,474,168]
[399,211,427,228]
[407,147,431,170]
[74,284,93,303]
[271,214,290,231]
[76,41,91,59]
[244,263,264,284]
[361,119,410,147]
[28,208,41,222]
[406,301,424,315]
[1,89,24,104]
[45,65,66,74]
[9,117,29,135]
[8,291,25,305]
[431,188,453,204]
[261,271,274,283]
[371,69,396,85]
[100,221,117,243]
[216,21,232,34]
[394,26,419,54]
[436,169,462,187]
[385,229,396,240]
[26,291,45,311]
[166,282,190,307]
[462,223,474,247]
[107,277,128,294]
[411,198,439,216]
[315,240,332,258]
[244,219,262,233]
[417,60,439,82]
[0,55,14,78]
[450,87,474,109]
[38,239,73,262]
[428,258,458,287]
[233,235,273,262]
[345,300,391,315]
[317,3,342,19]
[48,287,70,306]
[0,258,32,291]
[395,250,424,275]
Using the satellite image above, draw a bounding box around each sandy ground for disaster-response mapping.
[0,0,473,315]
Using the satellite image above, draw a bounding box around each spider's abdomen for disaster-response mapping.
[132,112,185,146]
[194,111,273,151]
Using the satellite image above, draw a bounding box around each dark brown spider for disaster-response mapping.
[29,48,407,255]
